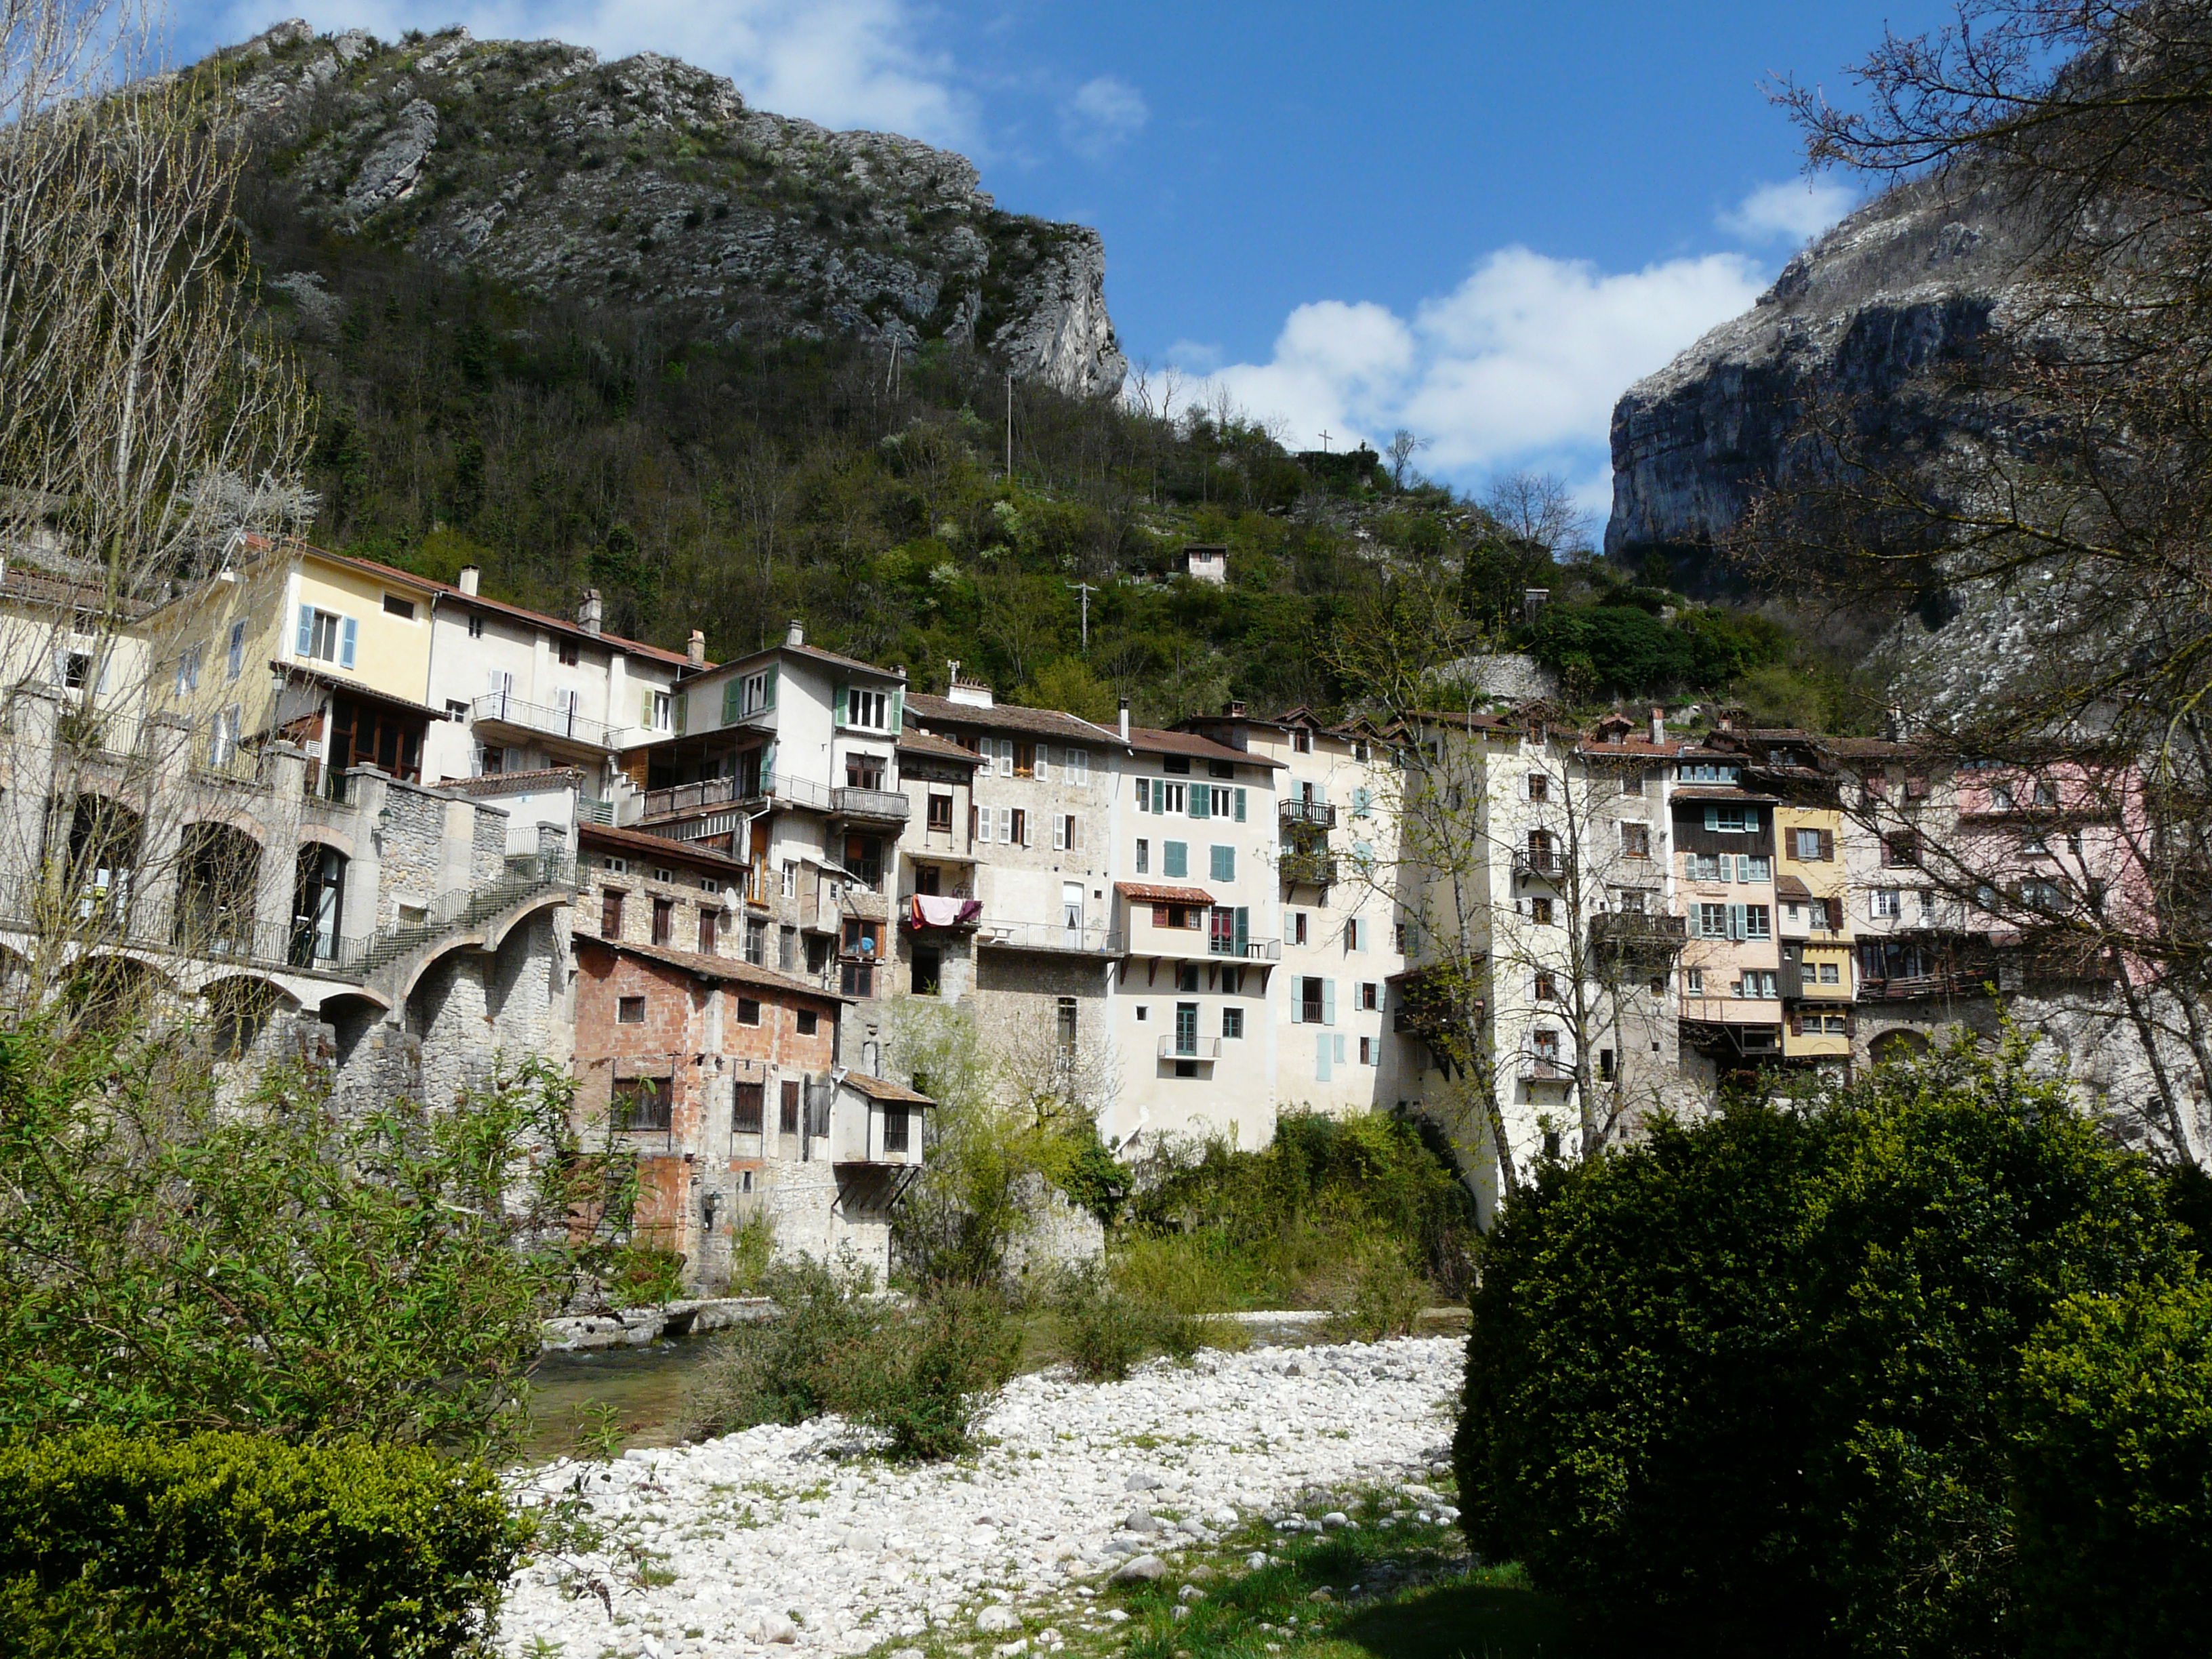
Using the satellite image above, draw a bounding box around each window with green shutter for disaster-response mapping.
[1189,784,1210,820]
[723,680,741,724]
[1210,844,1235,882]
[1163,841,1188,879]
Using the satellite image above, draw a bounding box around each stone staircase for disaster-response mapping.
[345,851,575,981]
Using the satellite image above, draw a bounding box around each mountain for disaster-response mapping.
[215,20,1126,397]
[1603,169,2040,593]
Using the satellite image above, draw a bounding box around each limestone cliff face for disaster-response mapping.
[1604,171,2041,587]
[220,21,1128,396]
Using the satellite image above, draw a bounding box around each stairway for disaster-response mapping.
[344,851,575,979]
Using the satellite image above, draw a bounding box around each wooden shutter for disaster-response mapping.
[724,680,741,724]
[1818,829,1835,861]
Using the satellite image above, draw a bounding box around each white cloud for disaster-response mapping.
[1059,74,1148,159]
[1192,247,1767,501]
[1718,178,1859,246]
[226,0,970,143]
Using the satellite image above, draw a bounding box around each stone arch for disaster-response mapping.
[315,990,386,1070]
[1868,1027,1930,1065]
[54,791,145,931]
[201,973,295,1061]
[66,951,172,1029]
[174,821,263,957]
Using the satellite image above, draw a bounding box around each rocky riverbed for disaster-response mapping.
[501,1335,1463,1659]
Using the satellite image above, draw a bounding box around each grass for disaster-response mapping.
[863,1483,1601,1659]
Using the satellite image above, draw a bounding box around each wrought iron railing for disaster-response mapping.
[472,691,617,750]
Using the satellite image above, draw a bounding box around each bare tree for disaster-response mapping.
[1482,470,1591,562]
[1385,428,1430,491]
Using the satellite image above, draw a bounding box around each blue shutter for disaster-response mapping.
[763,665,777,708]
[834,684,849,726]
[1163,842,1187,879]
[1234,907,1249,954]
[1705,806,1720,832]
[1322,978,1336,1025]
[1352,787,1372,817]
[1234,787,1247,822]
[338,616,356,668]
[1211,845,1234,882]
[1315,1031,1332,1081]
[295,605,313,655]
[1189,784,1210,820]
[1334,1033,1347,1065]
[890,687,904,730]
[1290,979,1304,1025]
[723,680,741,724]
[762,740,777,789]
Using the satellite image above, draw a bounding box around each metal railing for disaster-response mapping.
[1279,852,1338,886]
[973,916,1123,954]
[340,849,576,977]
[1513,849,1573,882]
[1159,1035,1223,1060]
[1209,935,1282,960]
[579,796,615,827]
[472,691,617,751]
[1279,798,1336,830]
[641,769,836,820]
[834,785,911,822]
[0,876,370,981]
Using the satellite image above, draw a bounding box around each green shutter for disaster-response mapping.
[834,684,849,727]
[1189,785,1210,821]
[673,693,687,735]
[890,686,905,731]
[763,665,777,708]
[1234,907,1248,953]
[1704,806,1719,832]
[1234,787,1247,822]
[640,688,654,728]
[723,680,741,724]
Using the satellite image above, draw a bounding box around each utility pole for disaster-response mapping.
[1067,581,1095,649]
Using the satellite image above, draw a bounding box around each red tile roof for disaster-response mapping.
[578,933,848,1001]
[905,691,1120,745]
[1127,724,1284,769]
[581,821,750,874]
[841,1071,936,1105]
[439,766,588,797]
[1117,882,1216,905]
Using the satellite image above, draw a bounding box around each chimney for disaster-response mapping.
[1118,699,1131,742]
[457,565,480,596]
[786,619,806,648]
[687,629,706,667]
[1650,705,1665,745]
[1227,699,1248,718]
[1718,710,1733,733]
[578,588,603,636]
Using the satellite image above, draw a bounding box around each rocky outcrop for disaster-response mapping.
[1605,171,2043,590]
[216,22,1127,396]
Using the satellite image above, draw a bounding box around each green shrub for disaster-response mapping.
[607,1245,685,1306]
[2012,1278,2212,1658]
[0,1428,520,1658]
[1051,1263,1191,1380]
[1325,1240,1427,1343]
[1457,1037,2190,1657]
[840,1285,1020,1460]
[681,1256,882,1437]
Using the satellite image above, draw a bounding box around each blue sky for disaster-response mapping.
[186,0,1956,512]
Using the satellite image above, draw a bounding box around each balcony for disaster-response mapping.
[1513,849,1573,884]
[1518,1057,1565,1082]
[834,785,911,825]
[1279,851,1338,887]
[1209,934,1282,960]
[975,917,1122,954]
[1279,798,1336,830]
[471,691,617,753]
[1158,1036,1223,1061]
[641,770,836,821]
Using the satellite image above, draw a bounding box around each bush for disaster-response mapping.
[607,1245,685,1307]
[1456,1038,2190,1657]
[682,1261,1017,1460]
[0,1428,520,1658]
[2012,1278,2212,1659]
[1051,1263,1192,1380]
[1325,1240,1427,1343]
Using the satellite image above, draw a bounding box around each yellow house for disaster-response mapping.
[1776,802,1853,1066]
[147,537,441,792]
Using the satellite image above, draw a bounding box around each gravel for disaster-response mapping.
[500,1335,1460,1658]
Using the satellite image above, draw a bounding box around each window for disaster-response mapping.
[780,928,798,971]
[383,594,416,621]
[557,636,579,666]
[58,649,91,689]
[209,705,243,767]
[2034,779,2058,807]
[653,865,676,884]
[1824,1014,1850,1033]
[602,857,630,876]
[1820,961,1841,985]
[1704,805,1748,833]
[295,605,355,668]
[1173,1002,1201,1057]
[1135,1004,1149,1021]
[844,834,884,889]
[601,890,626,939]
[1598,1048,1616,1081]
[1884,833,1921,867]
[1530,897,1554,926]
[1680,762,1741,783]
[173,646,202,695]
[806,935,831,975]
[1057,996,1079,1055]
[1054,813,1082,852]
[615,1077,672,1132]
[1155,781,1187,814]
[698,909,718,954]
[616,995,646,1023]
[651,897,673,946]
[1002,808,1027,846]
[1793,827,1832,861]
[1292,727,1313,754]
[1620,822,1651,859]
[1685,968,1704,994]
[1622,769,1645,796]
[647,691,673,733]
[736,997,762,1025]
[1173,962,1200,994]
[927,794,954,834]
[1292,911,1309,946]
[1298,977,1327,1024]
[1359,981,1380,1011]
[226,619,247,679]
[1698,901,1729,938]
[1738,855,1771,883]
[780,1080,801,1134]
[445,699,470,722]
[1871,887,1903,920]
[797,1006,820,1037]
[1534,970,1559,1001]
[1162,841,1188,879]
[1359,1036,1376,1065]
[1532,1029,1561,1065]
[733,1082,764,1134]
[912,946,942,996]
[1688,853,1725,883]
[1527,772,1549,802]
[1210,844,1235,882]
[467,613,485,639]
[745,918,766,966]
[2020,877,2065,908]
[846,687,889,729]
[1222,1006,1245,1039]
[1134,838,1149,874]
[883,1105,912,1153]
[1744,905,1771,940]
[842,918,881,959]
[740,670,773,716]
[1735,971,1780,1000]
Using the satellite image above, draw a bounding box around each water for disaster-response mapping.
[518,1307,1470,1466]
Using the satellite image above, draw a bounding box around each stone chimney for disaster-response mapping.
[1717,710,1734,733]
[1227,699,1248,718]
[1650,705,1666,745]
[457,565,480,596]
[687,629,706,667]
[1118,699,1131,742]
[948,676,995,709]
[578,588,603,636]
[786,619,806,648]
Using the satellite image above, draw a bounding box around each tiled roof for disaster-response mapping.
[905,692,1120,745]
[1673,785,1782,804]
[699,638,907,682]
[1128,724,1284,769]
[440,766,587,797]
[896,726,985,764]
[579,932,848,1001]
[275,661,444,718]
[841,1071,936,1105]
[581,821,750,874]
[1776,874,1814,901]
[1117,881,1216,905]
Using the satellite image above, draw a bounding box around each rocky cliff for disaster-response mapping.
[1605,171,2041,588]
[216,21,1128,397]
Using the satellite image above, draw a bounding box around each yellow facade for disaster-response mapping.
[1777,802,1854,1062]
